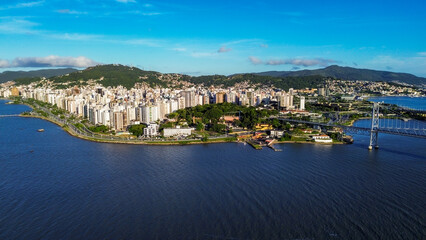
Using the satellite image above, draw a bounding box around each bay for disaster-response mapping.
[368,96,426,110]
[0,99,425,239]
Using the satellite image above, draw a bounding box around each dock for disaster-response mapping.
[267,144,282,151]
[246,140,262,150]
[266,139,282,151]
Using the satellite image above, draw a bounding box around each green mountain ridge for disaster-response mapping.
[6,64,424,90]
[0,68,78,83]
[255,65,426,86]
[9,64,326,90]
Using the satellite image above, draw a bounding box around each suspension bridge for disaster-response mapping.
[277,103,426,150]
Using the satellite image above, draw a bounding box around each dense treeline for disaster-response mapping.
[0,68,77,84]
[14,77,42,85]
[49,64,166,89]
[171,103,279,131]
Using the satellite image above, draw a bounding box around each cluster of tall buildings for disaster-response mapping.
[0,83,304,131]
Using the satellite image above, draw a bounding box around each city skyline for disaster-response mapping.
[1,0,426,76]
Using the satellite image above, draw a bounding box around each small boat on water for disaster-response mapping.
[37,129,44,132]
[343,135,354,144]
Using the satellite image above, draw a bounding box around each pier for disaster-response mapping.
[0,114,20,118]
[266,139,283,151]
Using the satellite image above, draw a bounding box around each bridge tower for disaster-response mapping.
[369,102,380,150]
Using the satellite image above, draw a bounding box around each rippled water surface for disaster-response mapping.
[368,96,426,110]
[0,99,425,239]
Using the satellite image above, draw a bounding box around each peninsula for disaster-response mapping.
[1,64,425,147]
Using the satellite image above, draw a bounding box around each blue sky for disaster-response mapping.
[1,0,425,76]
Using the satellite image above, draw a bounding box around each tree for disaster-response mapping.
[167,112,178,120]
[128,124,147,137]
[210,123,226,133]
[196,122,204,131]
[89,125,109,133]
[271,118,280,128]
[279,133,291,141]
[205,107,223,123]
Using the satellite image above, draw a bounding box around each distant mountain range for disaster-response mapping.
[2,65,425,88]
[255,65,426,86]
[6,64,325,91]
[0,68,78,83]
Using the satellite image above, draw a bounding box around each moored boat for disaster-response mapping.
[343,135,354,144]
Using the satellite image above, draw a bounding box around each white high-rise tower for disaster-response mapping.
[300,96,305,110]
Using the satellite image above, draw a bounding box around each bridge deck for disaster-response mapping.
[278,118,426,139]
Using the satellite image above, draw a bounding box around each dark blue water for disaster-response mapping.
[368,96,426,110]
[1,99,425,239]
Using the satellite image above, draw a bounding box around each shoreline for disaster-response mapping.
[2,98,346,146]
[20,114,238,146]
[19,114,346,146]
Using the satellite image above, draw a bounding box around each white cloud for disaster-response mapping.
[172,48,187,52]
[248,56,262,65]
[126,10,163,16]
[417,52,426,57]
[55,9,88,15]
[116,0,136,3]
[49,33,102,41]
[260,44,268,48]
[0,18,164,48]
[218,46,232,53]
[0,59,9,68]
[0,56,99,68]
[265,58,336,67]
[16,1,44,8]
[123,38,162,47]
[249,57,336,67]
[139,12,162,16]
[0,18,39,34]
[0,1,44,10]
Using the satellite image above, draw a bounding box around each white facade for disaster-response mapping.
[300,96,305,110]
[163,126,194,137]
[143,124,158,137]
[140,105,159,124]
[312,135,332,143]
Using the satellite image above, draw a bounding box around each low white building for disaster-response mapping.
[163,126,194,138]
[270,130,284,138]
[144,124,158,137]
[312,135,333,143]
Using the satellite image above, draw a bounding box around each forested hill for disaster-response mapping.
[11,64,327,90]
[184,74,325,91]
[0,68,77,83]
[256,65,426,86]
[48,64,166,89]
[11,65,168,89]
[6,64,425,89]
